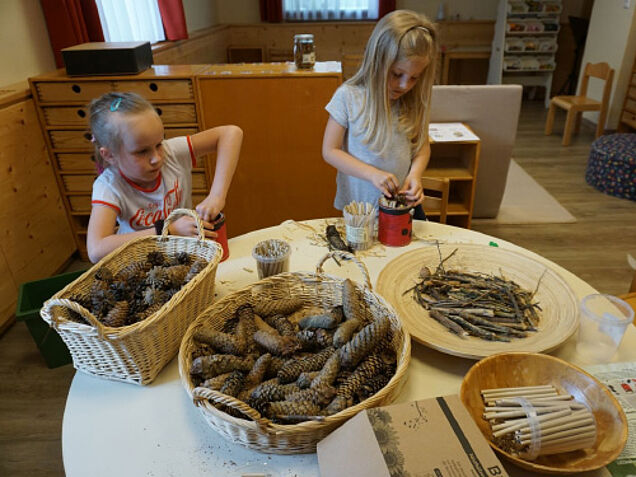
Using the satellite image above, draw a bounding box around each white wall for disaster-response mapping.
[578,0,636,129]
[183,0,219,31]
[216,0,261,24]
[0,0,56,87]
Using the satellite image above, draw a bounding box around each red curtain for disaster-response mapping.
[157,0,189,41]
[40,0,104,68]
[259,0,283,22]
[378,0,396,18]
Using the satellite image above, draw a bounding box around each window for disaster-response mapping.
[95,0,165,42]
[283,0,379,21]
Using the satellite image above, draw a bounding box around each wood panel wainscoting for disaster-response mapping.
[0,84,75,334]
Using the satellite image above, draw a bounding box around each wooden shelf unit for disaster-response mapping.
[618,49,636,132]
[425,129,480,228]
[29,65,210,260]
[488,0,562,107]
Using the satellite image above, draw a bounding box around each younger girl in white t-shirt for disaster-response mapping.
[87,92,242,263]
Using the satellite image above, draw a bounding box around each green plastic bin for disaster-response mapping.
[16,269,86,368]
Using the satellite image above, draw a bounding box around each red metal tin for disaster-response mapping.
[211,213,229,262]
[378,204,413,247]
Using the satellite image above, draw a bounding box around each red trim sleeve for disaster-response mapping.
[187,135,197,167]
[91,200,121,214]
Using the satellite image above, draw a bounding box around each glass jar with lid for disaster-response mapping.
[293,34,315,69]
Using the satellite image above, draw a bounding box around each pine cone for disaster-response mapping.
[338,315,390,369]
[253,297,303,317]
[101,301,129,328]
[277,347,334,383]
[219,370,245,397]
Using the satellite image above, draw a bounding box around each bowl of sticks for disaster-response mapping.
[460,352,627,475]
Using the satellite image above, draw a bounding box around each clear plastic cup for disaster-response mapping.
[252,239,291,279]
[576,294,634,363]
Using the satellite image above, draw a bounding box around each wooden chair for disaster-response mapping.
[545,62,614,146]
[421,176,450,224]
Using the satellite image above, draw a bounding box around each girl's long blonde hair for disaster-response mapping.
[348,10,438,157]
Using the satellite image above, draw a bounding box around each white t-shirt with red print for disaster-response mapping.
[91,136,197,234]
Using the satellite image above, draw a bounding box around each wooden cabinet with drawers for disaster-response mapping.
[29,65,209,260]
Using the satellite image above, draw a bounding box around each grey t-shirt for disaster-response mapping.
[325,83,412,210]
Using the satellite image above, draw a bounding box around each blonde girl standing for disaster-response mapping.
[87,92,242,263]
[322,10,438,214]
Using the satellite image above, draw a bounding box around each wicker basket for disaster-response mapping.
[178,251,411,454]
[41,209,223,385]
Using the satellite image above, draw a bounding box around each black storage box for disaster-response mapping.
[62,41,153,76]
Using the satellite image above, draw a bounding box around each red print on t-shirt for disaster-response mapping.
[129,179,182,229]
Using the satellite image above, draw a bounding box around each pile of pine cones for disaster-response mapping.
[71,251,207,328]
[189,278,397,424]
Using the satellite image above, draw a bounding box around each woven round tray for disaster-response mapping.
[178,251,411,454]
[376,243,579,360]
[41,209,223,385]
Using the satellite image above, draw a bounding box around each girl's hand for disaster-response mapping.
[195,195,225,223]
[168,215,218,239]
[370,169,400,198]
[399,175,424,206]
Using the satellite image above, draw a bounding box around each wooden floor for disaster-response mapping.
[1,101,635,476]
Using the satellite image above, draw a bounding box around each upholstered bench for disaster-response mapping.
[585,133,636,201]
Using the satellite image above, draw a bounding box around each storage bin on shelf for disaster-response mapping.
[520,56,541,70]
[179,251,411,454]
[40,209,223,385]
[504,56,522,71]
[538,37,557,52]
[17,269,86,368]
[522,37,539,51]
[505,38,524,52]
[542,18,559,32]
[507,1,528,14]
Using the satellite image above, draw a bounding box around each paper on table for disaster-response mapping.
[428,122,480,142]
[584,362,636,467]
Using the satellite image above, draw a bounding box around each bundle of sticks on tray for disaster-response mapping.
[481,385,597,459]
[408,248,542,341]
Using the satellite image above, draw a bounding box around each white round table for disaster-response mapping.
[63,219,630,477]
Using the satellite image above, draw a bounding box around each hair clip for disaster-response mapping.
[110,98,122,112]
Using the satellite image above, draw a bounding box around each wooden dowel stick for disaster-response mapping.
[484,405,569,420]
[492,409,571,437]
[518,424,596,444]
[482,385,555,395]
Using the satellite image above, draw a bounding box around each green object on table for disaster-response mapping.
[489,241,499,247]
[607,461,636,477]
[16,269,86,368]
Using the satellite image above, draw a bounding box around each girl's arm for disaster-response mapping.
[190,125,243,222]
[322,116,400,197]
[86,206,216,263]
[399,140,431,206]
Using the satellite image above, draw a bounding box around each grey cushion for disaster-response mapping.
[430,85,523,218]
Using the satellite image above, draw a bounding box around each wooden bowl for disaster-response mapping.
[459,352,627,475]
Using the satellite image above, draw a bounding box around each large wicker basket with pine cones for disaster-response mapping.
[178,251,411,454]
[41,209,223,385]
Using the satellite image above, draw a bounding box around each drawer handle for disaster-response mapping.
[149,82,158,92]
[155,107,163,116]
[72,84,81,93]
[77,109,86,118]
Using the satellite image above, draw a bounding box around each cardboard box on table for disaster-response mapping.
[318,394,508,477]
